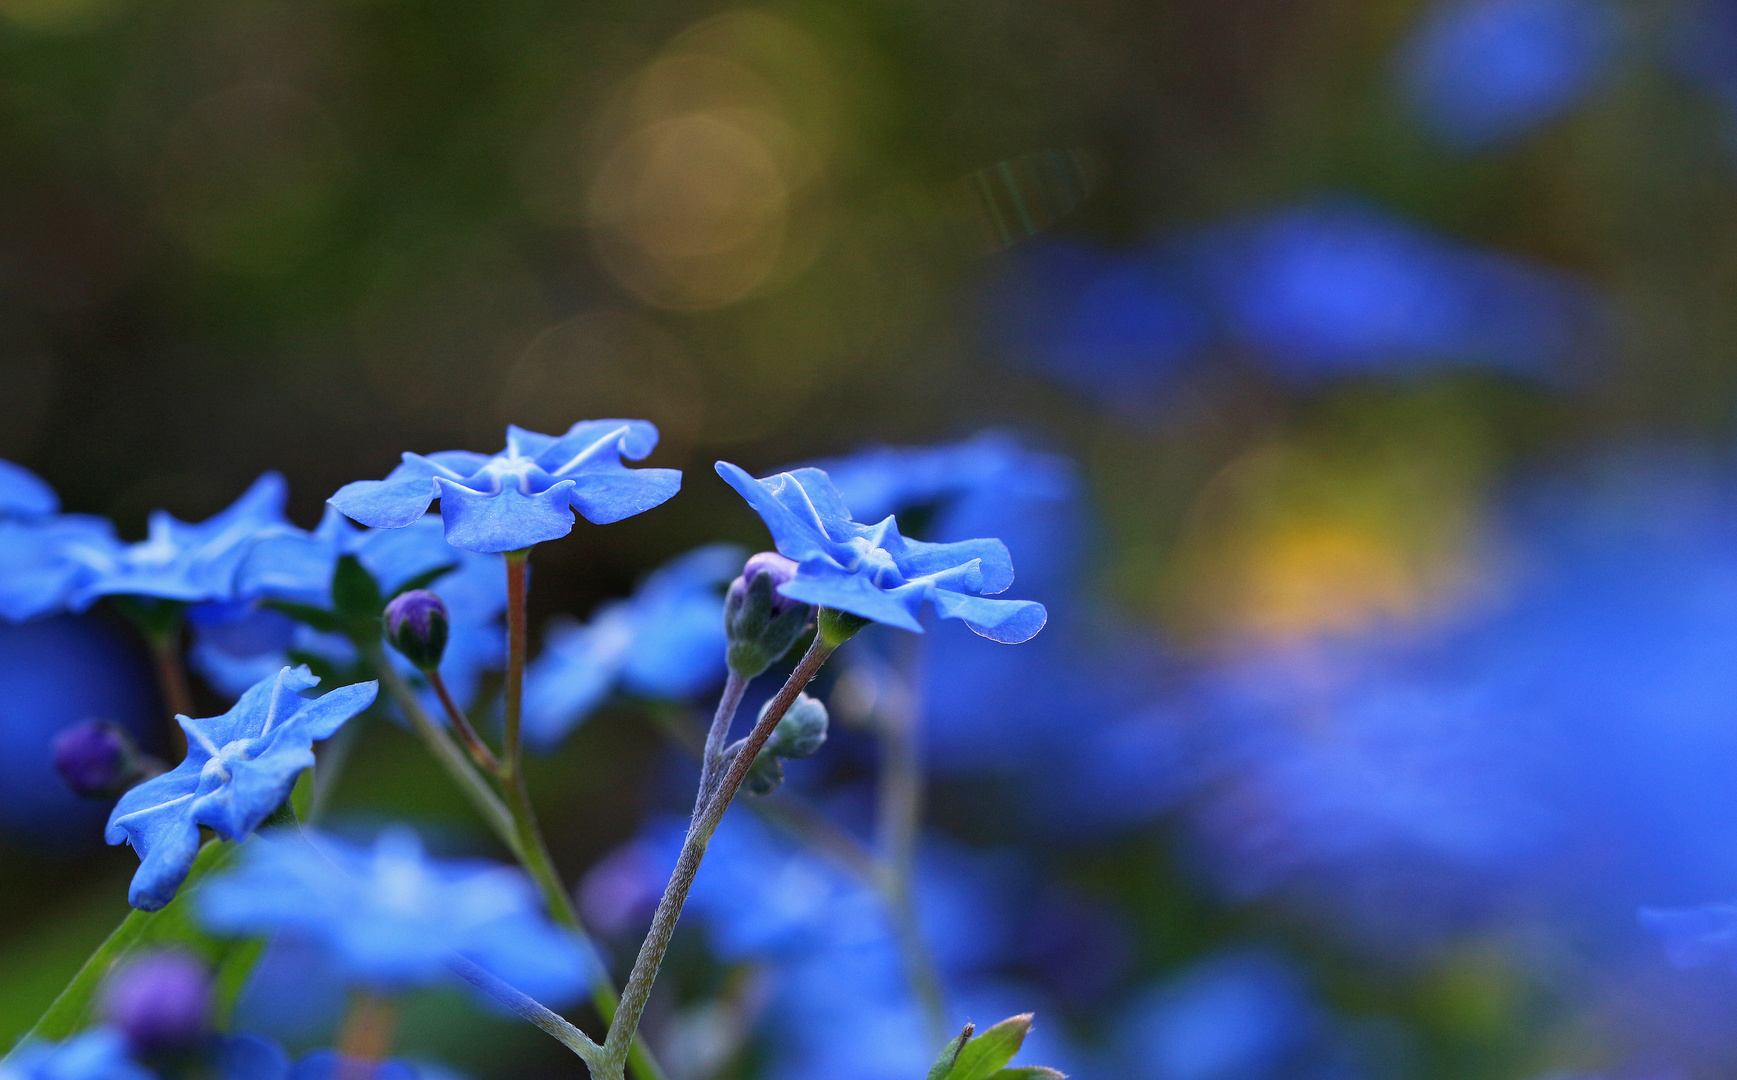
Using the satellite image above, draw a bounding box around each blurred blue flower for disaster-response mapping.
[0,516,122,622]
[214,1034,290,1080]
[235,509,460,609]
[522,544,741,749]
[0,615,158,843]
[106,666,378,910]
[288,1051,461,1080]
[1639,903,1737,970]
[1193,200,1596,382]
[0,458,58,519]
[1112,949,1332,1080]
[714,462,1047,643]
[0,1028,153,1080]
[1398,0,1623,150]
[975,240,1209,407]
[71,473,294,609]
[199,826,591,1002]
[328,421,681,554]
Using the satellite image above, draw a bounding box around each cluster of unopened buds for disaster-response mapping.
[0,422,1061,1080]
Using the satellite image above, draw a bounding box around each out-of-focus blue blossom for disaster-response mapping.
[522,544,741,749]
[234,508,459,609]
[0,458,58,519]
[214,1034,290,1080]
[71,473,294,609]
[1111,949,1336,1080]
[0,615,157,842]
[100,952,212,1052]
[328,421,681,554]
[1639,903,1737,970]
[0,517,122,622]
[288,1052,463,1080]
[199,826,591,1002]
[1398,0,1623,150]
[1192,201,1597,383]
[0,1028,154,1080]
[107,666,378,910]
[230,938,349,1048]
[715,462,1047,643]
[975,240,1209,408]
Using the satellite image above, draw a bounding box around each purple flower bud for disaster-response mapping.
[53,720,161,800]
[724,552,812,677]
[384,589,449,671]
[101,951,212,1052]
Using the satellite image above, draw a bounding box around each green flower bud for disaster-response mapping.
[725,553,813,677]
[763,692,829,760]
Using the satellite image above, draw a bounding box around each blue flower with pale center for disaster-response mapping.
[72,473,294,609]
[1398,0,1623,151]
[106,666,378,911]
[523,544,741,749]
[329,421,681,554]
[0,1027,154,1080]
[0,458,58,520]
[200,826,592,1002]
[714,462,1046,644]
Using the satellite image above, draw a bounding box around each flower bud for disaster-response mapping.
[743,750,785,796]
[100,951,212,1053]
[763,692,829,760]
[52,720,163,800]
[724,553,812,677]
[384,589,449,671]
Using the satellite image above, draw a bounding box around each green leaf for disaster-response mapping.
[389,562,460,599]
[7,839,260,1056]
[332,555,384,621]
[290,766,314,820]
[925,1024,975,1080]
[987,1070,1066,1080]
[947,1014,1032,1080]
[264,600,345,634]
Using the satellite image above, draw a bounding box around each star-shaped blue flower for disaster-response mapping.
[714,462,1047,643]
[199,826,592,1002]
[105,666,378,911]
[522,544,741,749]
[72,473,294,608]
[328,421,682,554]
[0,458,58,520]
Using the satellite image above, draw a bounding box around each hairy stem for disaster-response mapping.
[875,643,948,1044]
[428,668,501,775]
[599,630,839,1077]
[696,669,749,815]
[448,956,603,1066]
[502,548,530,776]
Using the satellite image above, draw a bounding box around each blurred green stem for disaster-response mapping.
[502,547,530,775]
[598,629,839,1080]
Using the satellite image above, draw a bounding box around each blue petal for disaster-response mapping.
[929,589,1048,643]
[355,515,463,593]
[217,1034,292,1080]
[0,516,115,621]
[329,457,445,530]
[892,536,1015,594]
[1639,903,1737,969]
[436,478,579,552]
[522,613,632,749]
[537,419,662,468]
[567,467,682,525]
[238,531,340,605]
[715,462,846,563]
[284,680,379,741]
[778,560,925,633]
[107,769,204,911]
[0,457,57,518]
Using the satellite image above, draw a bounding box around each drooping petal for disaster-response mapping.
[329,458,446,530]
[715,463,842,563]
[777,559,926,632]
[0,457,58,518]
[567,466,683,525]
[538,419,662,470]
[893,536,1016,593]
[929,588,1048,643]
[436,478,580,552]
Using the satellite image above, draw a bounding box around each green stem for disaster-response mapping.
[428,667,502,775]
[598,629,839,1079]
[696,669,748,814]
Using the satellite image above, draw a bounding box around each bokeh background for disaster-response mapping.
[9,0,1737,1076]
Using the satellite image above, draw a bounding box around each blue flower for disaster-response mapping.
[199,826,592,1002]
[522,544,741,749]
[713,462,1046,643]
[0,458,58,520]
[1398,0,1623,151]
[106,666,378,911]
[0,517,122,622]
[328,421,682,553]
[1192,200,1596,382]
[75,473,294,608]
[0,1028,154,1080]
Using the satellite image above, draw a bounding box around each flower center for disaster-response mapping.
[847,540,902,587]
